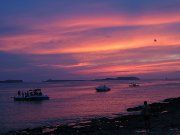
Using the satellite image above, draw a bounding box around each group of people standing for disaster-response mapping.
[17,89,42,97]
[17,90,29,97]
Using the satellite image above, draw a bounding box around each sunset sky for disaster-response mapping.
[0,0,180,81]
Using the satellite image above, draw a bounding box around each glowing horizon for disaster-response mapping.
[0,0,180,81]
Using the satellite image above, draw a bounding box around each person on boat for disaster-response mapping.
[25,92,28,97]
[18,90,21,96]
[34,90,38,95]
[27,91,29,97]
[141,101,151,131]
[22,92,24,97]
[29,90,34,96]
[39,91,42,96]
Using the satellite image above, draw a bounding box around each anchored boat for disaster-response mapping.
[129,82,140,87]
[95,85,111,92]
[13,89,49,101]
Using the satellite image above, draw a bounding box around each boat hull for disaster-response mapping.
[14,96,49,101]
[129,84,140,87]
[96,88,111,92]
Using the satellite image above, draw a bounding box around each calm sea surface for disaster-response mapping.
[0,79,180,133]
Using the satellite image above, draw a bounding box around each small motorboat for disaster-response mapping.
[129,82,140,87]
[95,85,111,92]
[13,89,49,101]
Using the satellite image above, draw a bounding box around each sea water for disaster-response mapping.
[0,79,180,133]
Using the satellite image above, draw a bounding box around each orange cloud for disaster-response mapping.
[0,10,180,79]
[75,61,180,77]
[41,11,180,30]
[37,62,91,69]
[0,10,180,55]
[1,25,180,54]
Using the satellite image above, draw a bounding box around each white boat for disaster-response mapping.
[95,85,111,92]
[13,89,49,101]
[129,82,140,87]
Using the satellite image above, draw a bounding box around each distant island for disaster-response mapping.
[43,79,86,82]
[0,80,23,83]
[93,76,140,81]
[44,77,140,82]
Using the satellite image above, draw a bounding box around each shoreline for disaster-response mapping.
[7,97,180,135]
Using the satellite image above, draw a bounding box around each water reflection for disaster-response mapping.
[0,80,180,133]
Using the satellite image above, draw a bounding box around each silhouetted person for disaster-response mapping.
[22,92,24,97]
[142,101,151,131]
[27,91,29,97]
[25,92,27,97]
[18,90,21,96]
[39,91,42,96]
[30,91,33,96]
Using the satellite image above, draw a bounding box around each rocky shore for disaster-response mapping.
[7,97,180,135]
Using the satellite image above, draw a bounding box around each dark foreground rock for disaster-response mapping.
[7,97,180,135]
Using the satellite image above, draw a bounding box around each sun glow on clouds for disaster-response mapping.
[75,61,180,77]
[0,0,180,79]
[37,62,91,69]
[52,13,180,28]
[1,10,180,54]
